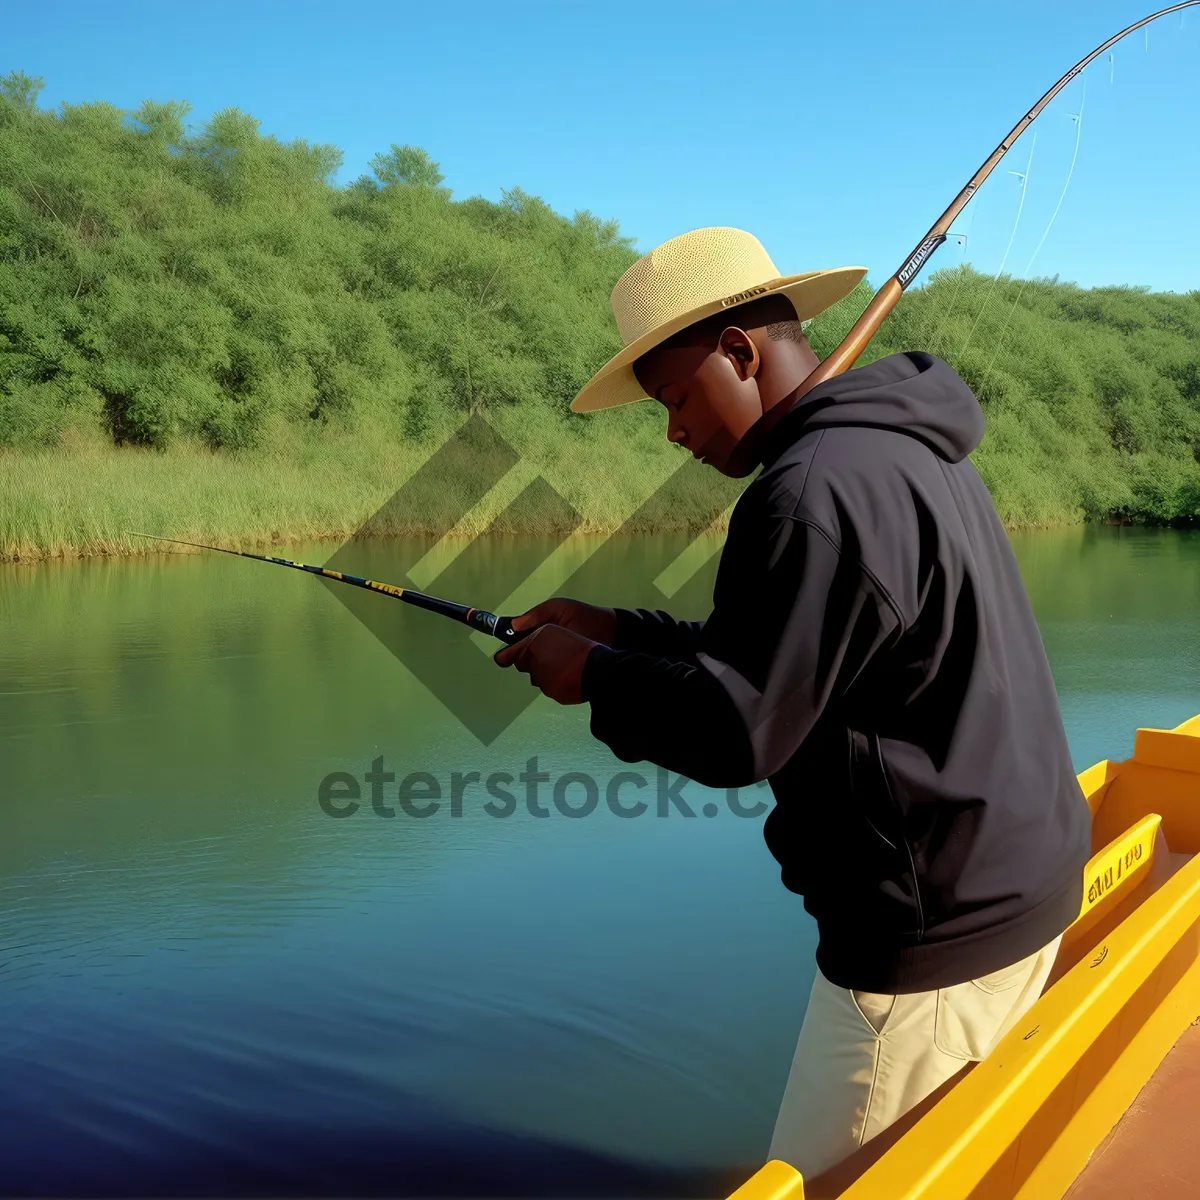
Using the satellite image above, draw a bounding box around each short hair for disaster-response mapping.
[656,293,811,353]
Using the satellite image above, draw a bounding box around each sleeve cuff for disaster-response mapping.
[611,607,645,652]
[581,642,624,703]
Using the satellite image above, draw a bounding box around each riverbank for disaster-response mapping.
[0,413,1145,565]
[0,410,721,563]
[4,82,1198,562]
[5,86,1199,559]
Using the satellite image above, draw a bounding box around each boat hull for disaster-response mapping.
[727,713,1200,1200]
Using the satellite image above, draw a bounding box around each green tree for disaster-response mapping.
[0,70,44,110]
[131,98,192,145]
[0,73,1195,528]
[369,143,445,188]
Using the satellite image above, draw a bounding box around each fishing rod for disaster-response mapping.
[124,532,530,645]
[792,0,1200,399]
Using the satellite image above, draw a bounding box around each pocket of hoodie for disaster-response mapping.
[848,729,898,850]
[848,729,925,940]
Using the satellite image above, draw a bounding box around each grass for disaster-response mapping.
[0,405,730,562]
[0,402,1104,565]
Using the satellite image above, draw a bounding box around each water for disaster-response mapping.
[1,525,1197,1197]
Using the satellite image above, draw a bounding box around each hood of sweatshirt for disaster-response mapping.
[757,352,986,469]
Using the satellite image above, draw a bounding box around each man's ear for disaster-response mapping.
[718,327,760,381]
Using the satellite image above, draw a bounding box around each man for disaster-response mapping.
[493,227,1092,1179]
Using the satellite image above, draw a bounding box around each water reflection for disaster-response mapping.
[1,525,1197,1194]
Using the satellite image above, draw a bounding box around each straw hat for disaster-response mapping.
[570,226,867,413]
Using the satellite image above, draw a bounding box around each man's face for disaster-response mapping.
[632,335,766,477]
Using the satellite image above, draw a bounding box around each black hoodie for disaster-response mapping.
[580,352,1092,994]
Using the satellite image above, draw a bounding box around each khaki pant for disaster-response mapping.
[768,935,1062,1179]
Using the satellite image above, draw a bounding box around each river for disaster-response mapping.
[1,524,1197,1197]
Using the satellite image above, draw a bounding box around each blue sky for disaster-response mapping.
[6,0,1198,293]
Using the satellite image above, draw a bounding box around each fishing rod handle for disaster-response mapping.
[466,609,530,645]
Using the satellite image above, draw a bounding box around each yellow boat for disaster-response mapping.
[728,712,1200,1200]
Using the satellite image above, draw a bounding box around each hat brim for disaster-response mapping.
[569,266,869,414]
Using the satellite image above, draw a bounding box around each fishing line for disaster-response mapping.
[925,216,978,359]
[975,80,1087,396]
[956,131,1037,362]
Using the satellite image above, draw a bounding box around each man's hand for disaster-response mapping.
[493,623,600,705]
[509,597,618,646]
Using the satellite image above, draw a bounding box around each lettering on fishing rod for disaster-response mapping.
[897,234,948,288]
